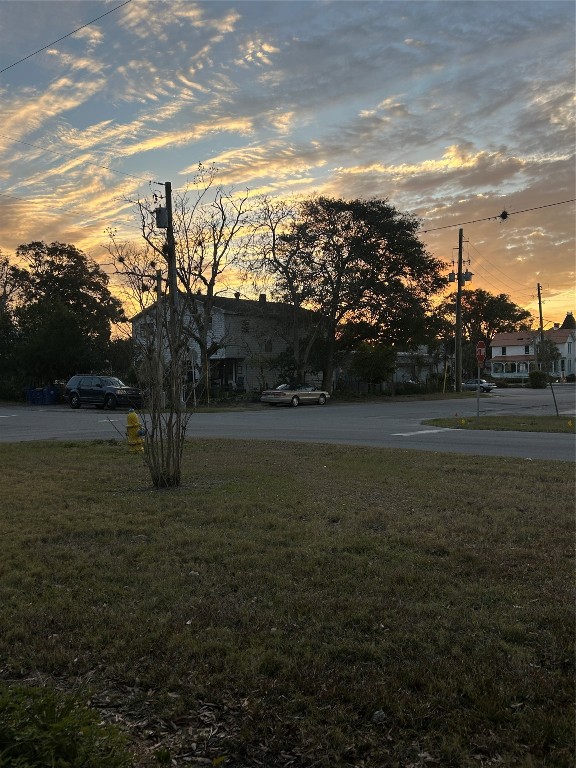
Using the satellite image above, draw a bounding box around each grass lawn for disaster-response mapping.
[0,439,573,767]
[424,415,576,433]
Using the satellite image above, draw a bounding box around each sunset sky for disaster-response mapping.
[0,0,574,326]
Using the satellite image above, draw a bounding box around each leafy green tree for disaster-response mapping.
[11,241,125,381]
[537,336,561,376]
[436,288,532,375]
[264,197,446,390]
[14,300,89,382]
[253,195,322,382]
[349,342,396,385]
[106,337,138,383]
[437,289,532,348]
[0,255,17,365]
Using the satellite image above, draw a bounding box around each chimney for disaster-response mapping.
[234,292,240,300]
[259,293,267,303]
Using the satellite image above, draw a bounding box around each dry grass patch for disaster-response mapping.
[425,415,575,433]
[0,439,573,767]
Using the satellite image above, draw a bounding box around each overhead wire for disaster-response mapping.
[0,0,163,199]
[466,240,527,289]
[0,0,132,75]
[0,133,160,186]
[465,240,536,302]
[421,198,576,233]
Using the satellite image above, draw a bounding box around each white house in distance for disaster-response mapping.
[489,320,575,382]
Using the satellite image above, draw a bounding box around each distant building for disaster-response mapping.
[131,293,321,393]
[490,325,575,380]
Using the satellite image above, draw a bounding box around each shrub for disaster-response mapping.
[528,370,548,389]
[0,685,133,768]
[394,381,428,395]
[566,373,575,383]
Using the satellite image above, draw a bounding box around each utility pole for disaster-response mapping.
[164,181,183,407]
[537,282,544,346]
[155,268,164,409]
[164,182,178,332]
[455,227,464,392]
[537,281,559,415]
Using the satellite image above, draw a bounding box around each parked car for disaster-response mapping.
[261,383,330,407]
[65,375,143,410]
[462,379,497,393]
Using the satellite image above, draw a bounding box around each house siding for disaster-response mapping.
[489,329,576,380]
[132,294,320,393]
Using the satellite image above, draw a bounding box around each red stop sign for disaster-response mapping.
[476,341,486,363]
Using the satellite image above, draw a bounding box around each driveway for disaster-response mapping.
[1,385,574,461]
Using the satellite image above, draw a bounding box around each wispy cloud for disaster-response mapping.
[0,0,572,318]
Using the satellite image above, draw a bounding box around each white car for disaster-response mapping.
[463,379,497,393]
[261,383,330,407]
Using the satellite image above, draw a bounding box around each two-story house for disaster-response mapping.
[132,292,321,393]
[489,326,575,381]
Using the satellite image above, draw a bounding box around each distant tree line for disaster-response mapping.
[0,242,129,399]
[0,187,534,403]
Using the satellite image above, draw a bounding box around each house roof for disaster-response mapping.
[131,292,317,323]
[490,328,575,347]
[490,332,535,346]
[545,328,575,343]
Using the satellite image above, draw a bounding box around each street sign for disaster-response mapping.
[476,340,486,364]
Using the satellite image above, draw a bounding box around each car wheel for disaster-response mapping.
[290,396,299,407]
[69,393,81,409]
[318,394,327,405]
[105,394,117,410]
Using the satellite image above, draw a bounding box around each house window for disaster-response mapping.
[501,346,506,355]
[568,342,573,354]
[524,345,530,354]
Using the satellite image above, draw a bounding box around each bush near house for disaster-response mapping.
[529,370,548,388]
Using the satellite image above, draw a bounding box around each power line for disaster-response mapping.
[0,132,159,185]
[421,199,576,233]
[466,240,531,292]
[0,0,132,75]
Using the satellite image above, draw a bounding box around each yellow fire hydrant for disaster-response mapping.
[126,408,144,453]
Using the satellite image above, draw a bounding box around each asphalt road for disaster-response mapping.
[1,385,574,461]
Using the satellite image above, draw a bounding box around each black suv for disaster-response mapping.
[65,375,142,410]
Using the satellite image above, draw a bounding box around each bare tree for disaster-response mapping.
[107,167,254,487]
